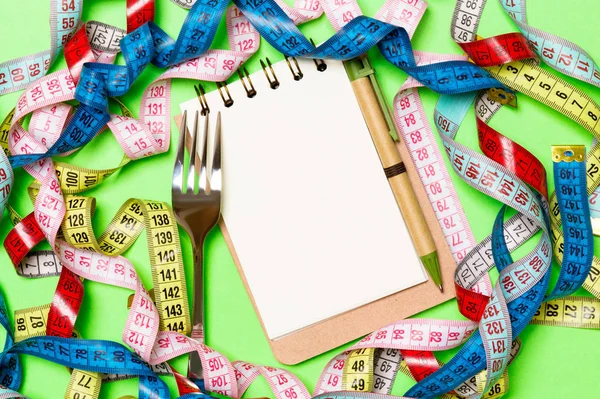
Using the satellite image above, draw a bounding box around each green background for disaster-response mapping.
[1,0,600,397]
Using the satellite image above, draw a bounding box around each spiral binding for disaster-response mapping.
[194,54,329,110]
[238,67,257,98]
[285,56,303,81]
[194,83,210,115]
[216,81,234,107]
[260,58,280,90]
[310,38,328,71]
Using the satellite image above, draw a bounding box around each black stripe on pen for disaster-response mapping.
[384,162,406,178]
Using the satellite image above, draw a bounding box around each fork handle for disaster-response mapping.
[191,248,205,333]
[188,248,205,381]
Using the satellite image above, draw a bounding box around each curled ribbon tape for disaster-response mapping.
[404,140,591,398]
[0,0,83,96]
[500,0,600,88]
[1,0,598,398]
[0,0,158,96]
[449,0,600,313]
[397,0,599,395]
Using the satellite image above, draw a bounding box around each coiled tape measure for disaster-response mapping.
[0,0,599,398]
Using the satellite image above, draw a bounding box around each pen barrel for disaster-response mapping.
[350,76,437,257]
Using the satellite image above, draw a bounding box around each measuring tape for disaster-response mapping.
[404,203,548,398]
[232,0,514,97]
[401,91,549,397]
[393,53,493,302]
[0,287,22,396]
[401,87,594,399]
[335,340,517,398]
[2,0,596,398]
[394,48,593,398]
[5,197,193,334]
[446,0,600,303]
[0,0,158,96]
[547,146,594,299]
[64,22,123,83]
[0,0,83,96]
[476,112,548,199]
[394,0,600,394]
[13,301,177,399]
[499,0,600,88]
[531,296,600,328]
[8,335,171,398]
[446,0,600,311]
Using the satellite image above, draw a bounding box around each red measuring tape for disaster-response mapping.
[458,32,536,67]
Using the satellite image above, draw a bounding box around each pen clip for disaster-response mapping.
[357,56,399,141]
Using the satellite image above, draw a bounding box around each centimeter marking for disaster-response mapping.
[500,0,600,87]
[0,0,83,96]
[395,86,477,263]
[342,348,375,392]
[531,296,600,328]
[486,60,600,138]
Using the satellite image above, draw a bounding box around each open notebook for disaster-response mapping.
[180,57,430,363]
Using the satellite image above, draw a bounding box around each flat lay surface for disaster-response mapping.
[0,0,599,398]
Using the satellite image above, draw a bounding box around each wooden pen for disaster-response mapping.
[344,55,443,292]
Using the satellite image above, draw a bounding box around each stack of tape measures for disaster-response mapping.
[0,0,599,398]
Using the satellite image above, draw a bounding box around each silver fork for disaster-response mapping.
[172,109,222,382]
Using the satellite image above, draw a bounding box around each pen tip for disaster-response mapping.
[438,284,443,293]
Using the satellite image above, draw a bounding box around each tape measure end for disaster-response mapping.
[487,88,517,108]
[552,145,585,162]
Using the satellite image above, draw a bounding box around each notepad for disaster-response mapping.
[180,57,427,346]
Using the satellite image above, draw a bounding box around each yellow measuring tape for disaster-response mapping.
[14,304,58,342]
[531,296,600,328]
[0,108,13,157]
[26,189,192,335]
[340,348,508,398]
[12,195,191,398]
[486,60,600,137]
[342,348,375,392]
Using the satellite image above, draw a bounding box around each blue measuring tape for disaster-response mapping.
[404,146,593,397]
[548,146,594,300]
[7,0,512,170]
[0,292,22,392]
[233,0,508,94]
[404,204,551,398]
[0,288,170,398]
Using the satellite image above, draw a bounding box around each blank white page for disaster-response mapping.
[180,58,427,340]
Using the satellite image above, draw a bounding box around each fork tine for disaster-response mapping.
[210,112,222,192]
[186,111,199,193]
[173,110,187,193]
[199,114,209,193]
